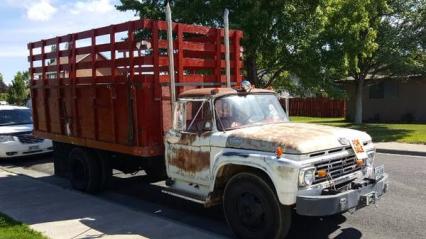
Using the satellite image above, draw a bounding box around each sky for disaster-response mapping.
[0,0,137,84]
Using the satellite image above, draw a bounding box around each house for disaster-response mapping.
[44,53,122,79]
[343,75,426,122]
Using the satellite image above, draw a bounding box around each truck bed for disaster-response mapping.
[28,19,243,157]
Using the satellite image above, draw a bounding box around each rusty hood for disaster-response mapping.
[224,122,371,154]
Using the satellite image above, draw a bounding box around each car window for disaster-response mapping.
[0,109,33,126]
[215,94,288,130]
[185,101,212,133]
[173,100,212,133]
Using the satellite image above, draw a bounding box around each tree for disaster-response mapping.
[7,71,29,105]
[116,0,327,87]
[316,0,425,123]
[0,73,7,101]
[0,73,7,92]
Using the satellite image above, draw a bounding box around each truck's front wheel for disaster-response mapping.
[223,173,291,239]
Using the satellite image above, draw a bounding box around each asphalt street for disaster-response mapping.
[1,152,425,239]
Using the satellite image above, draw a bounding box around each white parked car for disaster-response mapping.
[0,105,53,158]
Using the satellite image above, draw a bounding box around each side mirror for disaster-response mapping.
[203,121,213,131]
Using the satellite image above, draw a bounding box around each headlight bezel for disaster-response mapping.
[299,166,316,187]
[366,150,375,167]
[0,135,15,142]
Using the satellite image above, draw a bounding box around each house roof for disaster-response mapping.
[49,53,109,65]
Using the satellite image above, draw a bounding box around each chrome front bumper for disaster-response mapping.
[296,174,388,216]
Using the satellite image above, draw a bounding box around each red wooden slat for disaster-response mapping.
[177,24,184,94]
[128,21,139,146]
[70,33,80,136]
[152,21,160,100]
[28,43,40,131]
[158,40,234,53]
[91,29,98,140]
[110,25,118,143]
[55,37,64,135]
[233,31,242,84]
[41,40,52,132]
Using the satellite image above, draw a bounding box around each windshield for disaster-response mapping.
[0,109,33,126]
[215,94,288,130]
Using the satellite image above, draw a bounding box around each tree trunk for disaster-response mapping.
[354,76,365,124]
[245,54,258,85]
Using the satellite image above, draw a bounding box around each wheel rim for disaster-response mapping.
[237,192,265,229]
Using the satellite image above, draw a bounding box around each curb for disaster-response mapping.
[376,148,426,157]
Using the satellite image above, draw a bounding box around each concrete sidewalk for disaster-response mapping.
[0,170,224,239]
[375,142,426,157]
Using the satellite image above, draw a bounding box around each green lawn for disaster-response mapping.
[0,213,46,239]
[291,117,426,144]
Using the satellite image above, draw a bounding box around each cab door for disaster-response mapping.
[165,99,213,186]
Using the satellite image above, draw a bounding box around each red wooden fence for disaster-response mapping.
[280,97,346,117]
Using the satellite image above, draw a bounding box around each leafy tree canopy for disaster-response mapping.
[0,73,8,93]
[314,0,425,123]
[7,71,29,106]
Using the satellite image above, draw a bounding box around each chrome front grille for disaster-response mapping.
[17,134,44,144]
[313,155,361,184]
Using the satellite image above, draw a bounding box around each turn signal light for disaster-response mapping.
[356,159,364,167]
[317,169,327,178]
[276,146,283,158]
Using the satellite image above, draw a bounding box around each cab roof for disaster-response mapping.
[178,88,275,98]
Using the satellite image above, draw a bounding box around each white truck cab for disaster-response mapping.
[164,85,388,239]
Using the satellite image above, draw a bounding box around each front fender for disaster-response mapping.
[210,148,301,205]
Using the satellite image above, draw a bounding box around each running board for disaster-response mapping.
[161,187,207,204]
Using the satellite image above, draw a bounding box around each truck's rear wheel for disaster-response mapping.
[52,141,70,177]
[94,150,112,191]
[223,173,291,239]
[69,148,101,193]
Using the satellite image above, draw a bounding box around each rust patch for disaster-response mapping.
[178,133,198,145]
[226,123,344,154]
[177,132,212,145]
[169,148,210,173]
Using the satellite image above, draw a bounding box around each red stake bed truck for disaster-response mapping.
[28,17,388,239]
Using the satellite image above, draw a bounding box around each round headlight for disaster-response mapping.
[299,167,316,186]
[304,169,315,185]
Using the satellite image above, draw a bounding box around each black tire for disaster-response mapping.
[98,153,112,190]
[68,147,102,193]
[52,141,70,177]
[223,173,291,239]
